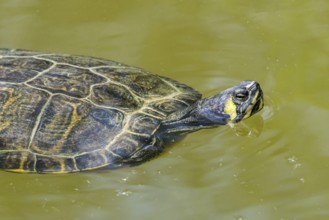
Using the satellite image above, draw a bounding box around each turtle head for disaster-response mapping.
[198,80,264,125]
[161,80,264,134]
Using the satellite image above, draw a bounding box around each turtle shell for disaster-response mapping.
[0,49,201,173]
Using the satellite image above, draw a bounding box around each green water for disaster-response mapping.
[0,1,328,219]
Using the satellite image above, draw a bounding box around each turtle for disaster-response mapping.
[0,48,264,173]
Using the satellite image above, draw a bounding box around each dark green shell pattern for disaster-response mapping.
[0,49,201,173]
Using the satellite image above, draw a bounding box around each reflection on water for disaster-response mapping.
[0,0,329,220]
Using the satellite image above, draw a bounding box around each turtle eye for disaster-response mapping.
[233,89,249,102]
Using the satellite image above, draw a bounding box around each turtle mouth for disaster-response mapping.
[251,96,264,116]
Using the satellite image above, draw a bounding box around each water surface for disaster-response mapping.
[0,1,328,219]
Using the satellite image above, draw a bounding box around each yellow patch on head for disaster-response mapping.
[224,96,237,120]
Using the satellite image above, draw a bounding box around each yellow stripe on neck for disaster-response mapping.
[224,96,237,121]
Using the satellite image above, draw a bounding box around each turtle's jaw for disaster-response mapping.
[251,96,264,116]
[233,96,264,123]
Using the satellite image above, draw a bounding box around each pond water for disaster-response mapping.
[0,1,328,219]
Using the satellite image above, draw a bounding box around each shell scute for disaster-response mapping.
[39,54,124,68]
[30,95,124,156]
[0,151,35,172]
[27,64,106,98]
[128,113,161,136]
[35,155,76,173]
[95,68,177,98]
[75,150,119,171]
[0,57,53,83]
[90,83,141,110]
[0,84,49,151]
[109,133,151,160]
